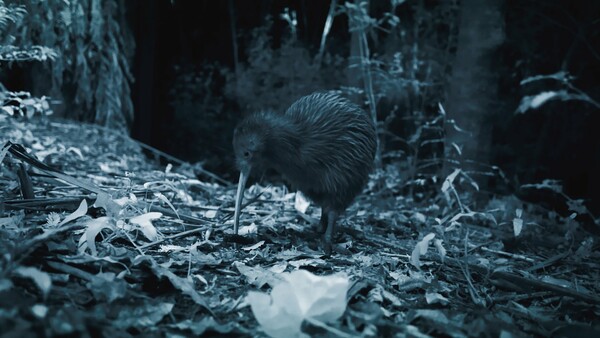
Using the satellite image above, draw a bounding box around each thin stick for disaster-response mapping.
[317,0,337,62]
[138,227,207,250]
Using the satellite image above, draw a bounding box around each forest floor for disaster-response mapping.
[1,116,599,337]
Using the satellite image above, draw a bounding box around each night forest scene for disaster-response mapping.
[1,0,600,337]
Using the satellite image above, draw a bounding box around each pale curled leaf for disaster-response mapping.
[204,209,217,218]
[129,212,162,241]
[451,142,462,156]
[410,233,436,268]
[59,199,88,226]
[434,239,446,262]
[78,217,114,256]
[93,192,122,217]
[441,169,460,193]
[294,191,310,214]
[66,146,84,160]
[513,217,523,237]
[417,233,435,255]
[31,304,48,318]
[515,89,597,113]
[154,192,179,219]
[242,240,265,251]
[520,71,569,85]
[238,222,258,235]
[425,292,449,305]
[520,179,563,193]
[515,208,523,218]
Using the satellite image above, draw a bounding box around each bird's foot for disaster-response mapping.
[321,235,332,256]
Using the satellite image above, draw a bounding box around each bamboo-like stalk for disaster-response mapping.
[317,0,337,63]
[353,0,381,169]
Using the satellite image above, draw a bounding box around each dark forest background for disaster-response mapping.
[2,0,599,215]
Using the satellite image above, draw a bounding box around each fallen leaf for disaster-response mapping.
[14,266,52,299]
[129,212,162,241]
[246,270,349,338]
[59,199,88,226]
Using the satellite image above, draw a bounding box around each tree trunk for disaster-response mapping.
[444,0,505,169]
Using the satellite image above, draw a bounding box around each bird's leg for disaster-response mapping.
[318,207,329,234]
[322,209,338,256]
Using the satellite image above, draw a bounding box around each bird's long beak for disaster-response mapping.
[233,167,250,234]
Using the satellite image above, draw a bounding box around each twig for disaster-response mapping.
[123,230,146,256]
[138,227,207,250]
[460,230,485,306]
[480,246,536,263]
[443,256,600,304]
[525,251,569,272]
[6,141,105,195]
[143,202,211,225]
[46,261,96,282]
[3,196,95,210]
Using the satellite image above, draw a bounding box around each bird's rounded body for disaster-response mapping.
[233,92,377,254]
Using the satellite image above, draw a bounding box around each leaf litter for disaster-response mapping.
[1,116,600,337]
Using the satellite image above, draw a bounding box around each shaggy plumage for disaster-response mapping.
[233,92,377,254]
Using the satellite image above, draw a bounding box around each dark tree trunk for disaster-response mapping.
[444,0,505,167]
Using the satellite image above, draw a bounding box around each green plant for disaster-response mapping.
[0,0,56,117]
[516,71,600,113]
[339,1,459,170]
[11,0,134,128]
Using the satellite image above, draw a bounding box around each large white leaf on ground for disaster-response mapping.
[246,269,349,338]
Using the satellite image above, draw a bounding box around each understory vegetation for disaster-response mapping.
[1,0,599,337]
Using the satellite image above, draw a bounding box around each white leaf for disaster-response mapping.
[434,239,446,262]
[441,169,461,193]
[31,304,48,318]
[451,142,462,156]
[204,210,217,218]
[154,193,179,219]
[513,217,523,237]
[2,106,14,116]
[530,91,558,108]
[78,217,114,256]
[246,270,349,338]
[425,292,449,305]
[129,212,162,241]
[66,147,84,160]
[93,193,122,217]
[59,199,88,226]
[294,192,310,214]
[242,241,265,251]
[410,233,436,268]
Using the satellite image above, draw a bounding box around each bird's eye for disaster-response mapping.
[243,151,251,158]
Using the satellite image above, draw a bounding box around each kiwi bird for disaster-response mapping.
[232,92,377,254]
